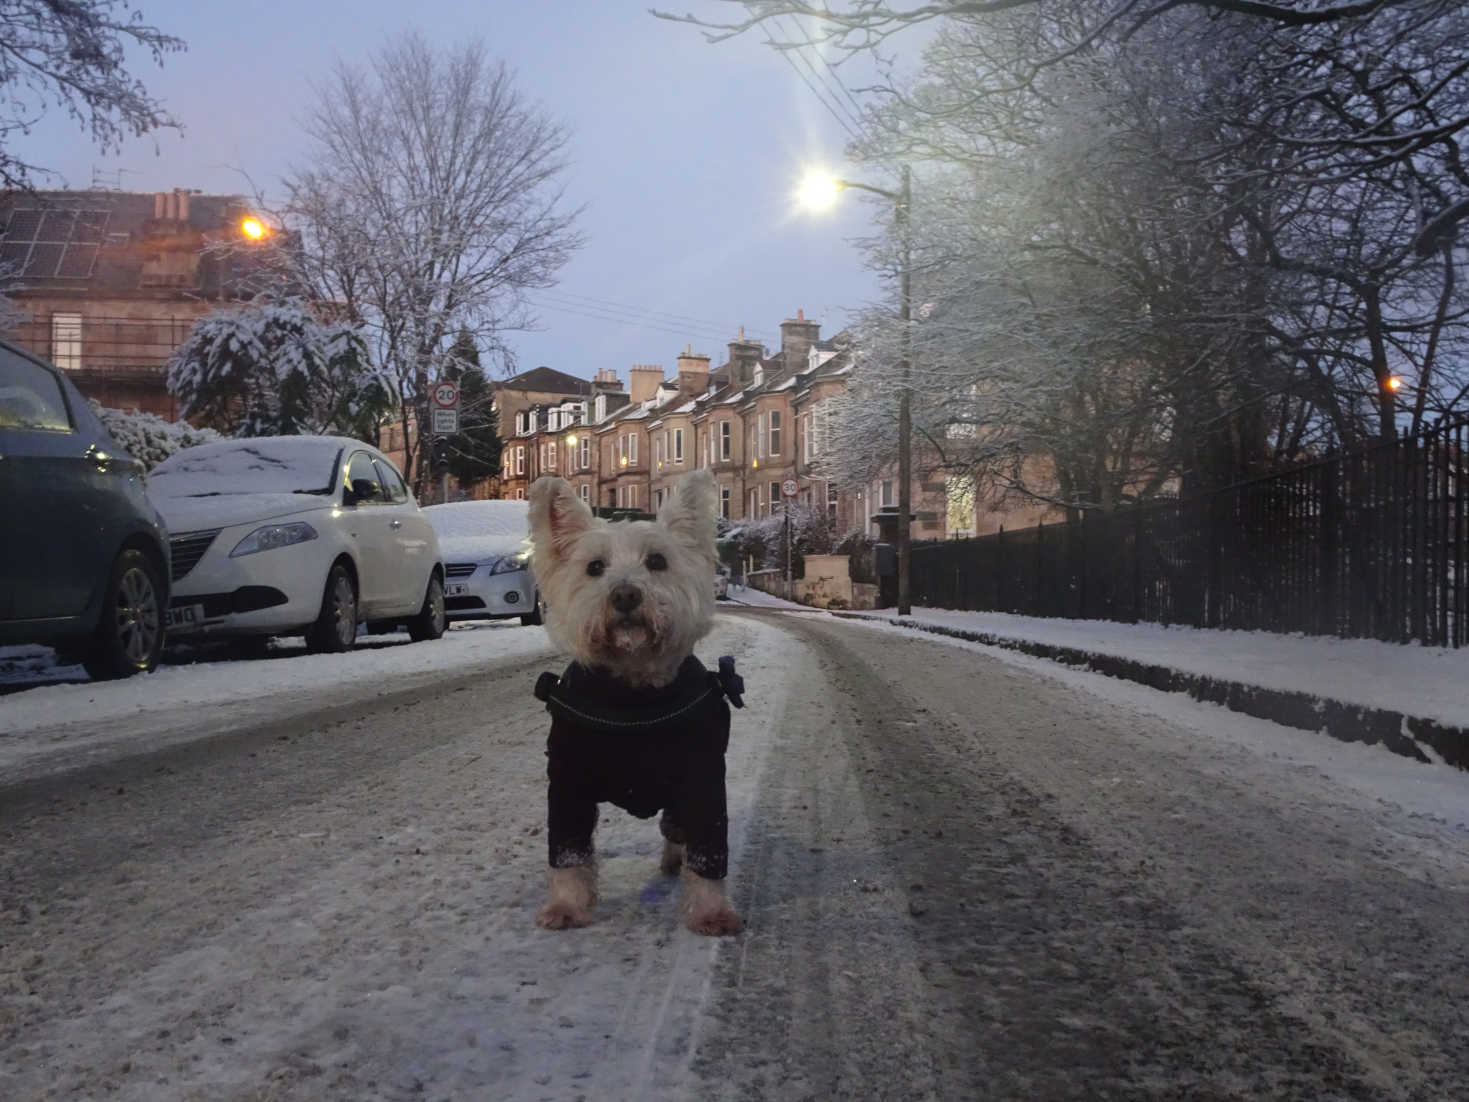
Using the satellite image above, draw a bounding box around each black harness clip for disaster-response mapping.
[533,671,560,704]
[716,655,745,709]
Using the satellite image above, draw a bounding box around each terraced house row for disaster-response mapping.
[492,311,948,540]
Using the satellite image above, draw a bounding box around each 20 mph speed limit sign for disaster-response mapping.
[432,381,459,409]
[781,477,798,498]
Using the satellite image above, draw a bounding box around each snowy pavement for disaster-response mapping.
[4,609,1469,1099]
[0,615,802,1100]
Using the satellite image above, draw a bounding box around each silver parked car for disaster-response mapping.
[421,500,543,626]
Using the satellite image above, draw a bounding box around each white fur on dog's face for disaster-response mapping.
[528,469,718,687]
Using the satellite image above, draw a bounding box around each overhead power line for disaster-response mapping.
[536,289,768,339]
[777,16,868,135]
[527,294,769,349]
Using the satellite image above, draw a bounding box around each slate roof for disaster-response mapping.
[0,188,292,298]
[499,366,593,395]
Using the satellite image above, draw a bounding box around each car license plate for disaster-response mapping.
[446,583,468,597]
[165,603,204,630]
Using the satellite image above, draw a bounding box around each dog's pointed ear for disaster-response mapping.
[659,469,717,562]
[529,476,593,566]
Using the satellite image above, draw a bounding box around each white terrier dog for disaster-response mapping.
[528,468,743,937]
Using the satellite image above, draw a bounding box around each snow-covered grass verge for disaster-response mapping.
[835,607,1469,731]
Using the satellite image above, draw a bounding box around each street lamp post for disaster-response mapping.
[799,166,914,616]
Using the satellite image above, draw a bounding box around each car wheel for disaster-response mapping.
[306,564,358,654]
[407,574,447,642]
[83,548,165,680]
[520,591,546,627]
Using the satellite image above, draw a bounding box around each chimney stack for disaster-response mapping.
[675,344,711,396]
[780,308,821,376]
[628,364,664,404]
[726,327,763,389]
[591,367,622,393]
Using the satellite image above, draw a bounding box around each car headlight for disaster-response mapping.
[230,521,319,557]
[487,553,530,576]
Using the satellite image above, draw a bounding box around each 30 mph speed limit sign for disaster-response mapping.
[432,381,459,409]
[781,477,799,498]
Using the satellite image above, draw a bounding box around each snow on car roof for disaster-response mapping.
[149,436,354,497]
[423,500,531,559]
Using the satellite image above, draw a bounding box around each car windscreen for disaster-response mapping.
[149,439,342,498]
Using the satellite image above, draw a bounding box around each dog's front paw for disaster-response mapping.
[537,901,595,930]
[685,905,742,937]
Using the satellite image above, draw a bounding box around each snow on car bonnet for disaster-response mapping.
[149,437,343,497]
[423,500,531,560]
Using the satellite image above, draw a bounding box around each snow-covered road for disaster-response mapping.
[3,609,1468,1100]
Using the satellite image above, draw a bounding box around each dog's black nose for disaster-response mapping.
[610,584,642,614]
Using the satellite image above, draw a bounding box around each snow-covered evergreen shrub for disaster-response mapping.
[89,401,221,472]
[166,297,389,438]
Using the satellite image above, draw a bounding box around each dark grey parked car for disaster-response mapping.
[0,338,170,678]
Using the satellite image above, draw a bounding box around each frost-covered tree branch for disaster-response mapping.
[0,1,183,190]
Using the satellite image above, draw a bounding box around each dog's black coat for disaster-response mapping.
[536,655,735,880]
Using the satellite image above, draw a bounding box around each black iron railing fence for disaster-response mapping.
[911,416,1469,647]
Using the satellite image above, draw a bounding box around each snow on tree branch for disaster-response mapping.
[165,297,387,439]
[0,1,184,190]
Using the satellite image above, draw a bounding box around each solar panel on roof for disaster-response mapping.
[0,205,110,278]
[56,243,99,278]
[28,242,64,276]
[5,210,41,239]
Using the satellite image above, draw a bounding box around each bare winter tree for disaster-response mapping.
[679,0,1469,512]
[0,1,183,191]
[282,32,584,490]
[658,0,1469,254]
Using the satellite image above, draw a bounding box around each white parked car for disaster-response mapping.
[148,436,446,652]
[421,499,543,626]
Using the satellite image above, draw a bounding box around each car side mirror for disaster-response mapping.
[344,478,378,505]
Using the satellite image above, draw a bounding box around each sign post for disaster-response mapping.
[781,478,798,600]
[431,381,459,503]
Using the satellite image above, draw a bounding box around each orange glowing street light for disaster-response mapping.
[240,217,268,240]
[1386,375,1403,391]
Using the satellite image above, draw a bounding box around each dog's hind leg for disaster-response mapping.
[680,869,742,937]
[537,860,597,929]
[658,812,685,876]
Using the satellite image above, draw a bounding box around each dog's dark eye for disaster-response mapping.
[586,559,605,577]
[645,552,668,572]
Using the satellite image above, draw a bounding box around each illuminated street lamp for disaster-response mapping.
[239,217,268,240]
[797,165,915,616]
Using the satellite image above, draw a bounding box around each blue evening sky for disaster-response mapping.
[15,1,899,382]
